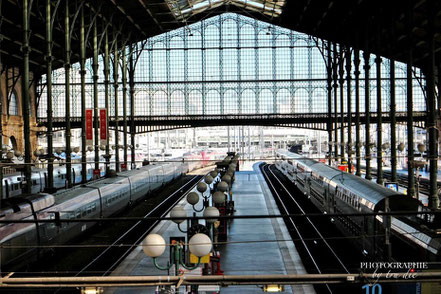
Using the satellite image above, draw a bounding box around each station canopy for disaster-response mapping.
[1,0,439,73]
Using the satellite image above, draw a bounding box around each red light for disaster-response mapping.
[410,268,415,273]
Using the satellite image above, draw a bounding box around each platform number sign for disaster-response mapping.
[362,284,382,294]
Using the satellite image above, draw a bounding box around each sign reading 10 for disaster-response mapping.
[362,284,382,294]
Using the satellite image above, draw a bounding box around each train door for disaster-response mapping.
[38,172,43,192]
[324,181,330,212]
[43,172,48,188]
[329,185,336,213]
[145,170,151,193]
[3,179,9,198]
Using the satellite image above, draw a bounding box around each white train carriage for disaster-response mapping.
[274,149,441,260]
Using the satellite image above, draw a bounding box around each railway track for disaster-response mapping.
[366,167,437,196]
[74,174,203,277]
[260,163,360,294]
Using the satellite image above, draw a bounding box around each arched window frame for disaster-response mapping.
[8,90,19,116]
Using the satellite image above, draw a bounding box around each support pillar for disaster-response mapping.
[80,7,87,183]
[92,19,99,172]
[406,3,415,198]
[363,51,372,180]
[332,43,339,163]
[227,126,231,152]
[122,47,128,169]
[346,47,352,173]
[64,0,72,187]
[339,46,345,162]
[45,0,54,192]
[0,0,4,201]
[426,0,439,209]
[22,0,32,194]
[390,60,397,183]
[103,28,110,173]
[129,46,136,169]
[354,48,361,176]
[376,54,383,185]
[113,36,120,172]
[327,43,333,165]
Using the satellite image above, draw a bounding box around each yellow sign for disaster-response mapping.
[214,221,220,229]
[190,253,210,264]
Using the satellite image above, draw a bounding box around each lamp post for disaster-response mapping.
[170,206,188,233]
[397,142,405,169]
[142,233,212,293]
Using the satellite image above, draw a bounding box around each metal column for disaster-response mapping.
[64,0,72,188]
[122,47,128,169]
[390,60,397,182]
[332,43,339,163]
[129,46,136,169]
[346,48,352,173]
[103,28,110,173]
[354,48,361,176]
[376,54,383,185]
[363,51,372,180]
[327,43,333,165]
[45,0,54,192]
[0,0,4,202]
[227,126,231,152]
[113,35,120,172]
[80,7,87,183]
[92,19,99,172]
[22,0,32,194]
[426,0,439,209]
[406,3,415,198]
[338,46,345,162]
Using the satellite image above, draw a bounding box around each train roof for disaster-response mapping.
[277,149,419,208]
[52,162,176,204]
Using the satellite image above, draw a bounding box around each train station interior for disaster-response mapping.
[0,0,441,293]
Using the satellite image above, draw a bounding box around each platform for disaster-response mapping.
[106,162,314,294]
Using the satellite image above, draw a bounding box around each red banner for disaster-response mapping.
[99,108,107,140]
[86,109,93,145]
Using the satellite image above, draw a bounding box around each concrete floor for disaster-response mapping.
[106,161,315,294]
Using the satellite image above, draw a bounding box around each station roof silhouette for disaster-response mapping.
[1,0,437,73]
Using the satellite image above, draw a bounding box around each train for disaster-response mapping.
[2,162,106,198]
[275,149,441,261]
[1,150,223,198]
[0,155,215,268]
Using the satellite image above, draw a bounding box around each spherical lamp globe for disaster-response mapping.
[187,192,199,205]
[221,174,231,184]
[213,191,225,205]
[204,175,214,185]
[170,206,187,224]
[209,170,218,178]
[188,233,212,257]
[217,181,228,192]
[142,234,166,258]
[203,206,220,223]
[197,182,207,193]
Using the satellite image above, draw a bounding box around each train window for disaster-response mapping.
[76,210,81,218]
[82,210,87,217]
[48,214,56,229]
[14,184,19,190]
[32,180,37,185]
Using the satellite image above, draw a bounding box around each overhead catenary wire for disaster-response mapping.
[0,210,439,224]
